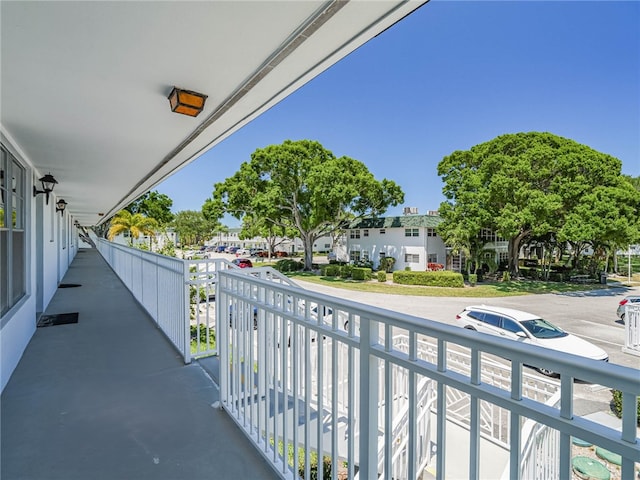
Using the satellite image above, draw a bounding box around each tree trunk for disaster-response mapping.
[303,235,314,271]
[508,231,528,277]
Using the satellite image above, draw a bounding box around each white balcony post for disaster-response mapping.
[359,316,379,479]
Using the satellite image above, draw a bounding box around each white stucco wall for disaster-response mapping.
[348,226,447,271]
[1,133,74,392]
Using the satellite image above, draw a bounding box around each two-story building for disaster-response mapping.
[347,212,446,271]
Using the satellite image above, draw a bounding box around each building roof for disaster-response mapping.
[350,214,443,229]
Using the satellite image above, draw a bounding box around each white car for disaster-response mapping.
[616,295,640,322]
[454,305,608,376]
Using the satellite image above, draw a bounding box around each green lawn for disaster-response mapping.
[288,272,615,297]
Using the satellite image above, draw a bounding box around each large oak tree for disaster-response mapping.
[437,132,639,275]
[211,139,404,270]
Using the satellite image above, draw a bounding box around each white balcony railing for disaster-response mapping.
[96,241,640,480]
[624,303,640,356]
[218,268,640,480]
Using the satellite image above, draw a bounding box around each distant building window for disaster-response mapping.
[362,250,369,261]
[405,253,419,263]
[428,253,438,263]
[405,228,419,237]
[363,229,369,237]
[324,244,330,249]
[350,250,361,262]
[380,229,386,235]
[350,230,360,239]
[427,228,437,237]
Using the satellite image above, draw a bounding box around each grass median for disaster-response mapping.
[288,272,618,297]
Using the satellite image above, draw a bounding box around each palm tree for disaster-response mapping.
[107,210,158,246]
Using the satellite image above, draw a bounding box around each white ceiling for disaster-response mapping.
[1,1,428,226]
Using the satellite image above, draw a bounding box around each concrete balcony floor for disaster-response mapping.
[1,249,277,480]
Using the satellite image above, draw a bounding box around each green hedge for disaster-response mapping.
[340,265,353,278]
[324,265,340,277]
[377,271,387,282]
[352,267,372,281]
[468,273,477,286]
[611,390,640,425]
[274,258,304,272]
[393,270,464,288]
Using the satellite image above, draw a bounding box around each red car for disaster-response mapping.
[232,258,253,268]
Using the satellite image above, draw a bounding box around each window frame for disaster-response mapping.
[1,145,27,317]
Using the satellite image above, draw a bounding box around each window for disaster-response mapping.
[363,229,369,237]
[362,250,369,261]
[350,250,360,262]
[427,228,437,237]
[482,313,502,328]
[350,230,360,239]
[427,253,438,263]
[1,146,26,316]
[502,318,525,334]
[405,228,419,237]
[379,229,385,235]
[404,253,419,263]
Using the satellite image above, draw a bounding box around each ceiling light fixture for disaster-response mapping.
[168,87,207,117]
[33,173,58,204]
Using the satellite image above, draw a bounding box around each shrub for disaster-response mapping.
[353,259,373,269]
[340,264,353,278]
[324,265,340,277]
[377,271,387,282]
[190,324,215,353]
[611,390,640,425]
[352,267,372,281]
[275,258,304,272]
[502,271,511,282]
[468,273,477,286]
[393,270,464,288]
[380,256,396,273]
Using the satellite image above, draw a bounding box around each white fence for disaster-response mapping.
[624,303,640,356]
[96,240,639,479]
[218,268,640,480]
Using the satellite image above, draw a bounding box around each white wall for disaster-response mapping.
[0,132,74,392]
[348,227,447,271]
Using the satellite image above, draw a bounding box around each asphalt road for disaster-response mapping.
[294,279,640,416]
[294,279,640,371]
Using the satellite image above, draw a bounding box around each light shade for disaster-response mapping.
[33,173,58,204]
[56,198,67,214]
[168,87,208,117]
[38,173,58,193]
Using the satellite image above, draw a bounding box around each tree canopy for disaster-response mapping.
[172,208,227,247]
[107,210,158,245]
[211,139,404,269]
[125,191,174,226]
[437,132,640,275]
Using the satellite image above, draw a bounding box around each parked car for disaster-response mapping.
[226,246,240,254]
[232,258,253,268]
[454,305,608,376]
[215,245,227,253]
[249,248,264,257]
[235,248,249,255]
[617,295,640,322]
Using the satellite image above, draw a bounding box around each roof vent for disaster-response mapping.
[403,207,419,215]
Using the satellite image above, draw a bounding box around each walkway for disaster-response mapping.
[1,249,277,480]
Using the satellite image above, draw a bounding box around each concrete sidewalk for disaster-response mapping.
[1,249,277,480]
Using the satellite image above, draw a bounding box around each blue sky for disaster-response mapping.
[157,1,640,226]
